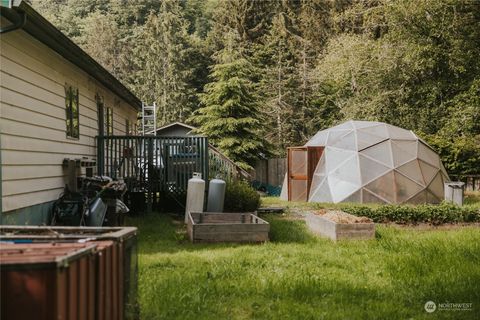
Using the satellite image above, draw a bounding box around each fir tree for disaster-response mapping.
[192,32,268,170]
[134,0,193,126]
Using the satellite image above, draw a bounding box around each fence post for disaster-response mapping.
[146,137,154,213]
[204,137,209,183]
[97,136,104,176]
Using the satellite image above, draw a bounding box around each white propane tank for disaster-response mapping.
[185,172,205,223]
[207,178,226,212]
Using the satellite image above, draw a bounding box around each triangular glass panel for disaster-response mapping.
[331,131,357,151]
[439,162,450,180]
[309,178,332,203]
[325,147,356,173]
[312,155,326,178]
[341,190,362,203]
[360,140,394,168]
[386,124,416,140]
[310,166,327,196]
[391,140,417,166]
[396,160,425,186]
[357,124,389,139]
[427,173,444,200]
[332,121,354,130]
[365,171,395,203]
[280,172,288,200]
[328,175,359,203]
[330,155,361,186]
[326,129,351,146]
[362,188,389,204]
[418,160,439,185]
[406,190,427,204]
[356,130,388,151]
[352,121,381,129]
[359,154,391,185]
[306,130,329,146]
[394,171,424,203]
[426,190,441,204]
[417,142,440,167]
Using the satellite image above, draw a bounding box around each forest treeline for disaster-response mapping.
[33,0,480,172]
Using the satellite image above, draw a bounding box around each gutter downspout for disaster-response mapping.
[0,7,26,34]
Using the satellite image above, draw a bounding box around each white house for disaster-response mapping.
[0,1,141,224]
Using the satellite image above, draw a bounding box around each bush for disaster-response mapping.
[314,202,480,225]
[223,180,260,212]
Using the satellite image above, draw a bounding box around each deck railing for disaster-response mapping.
[97,135,209,211]
[208,145,251,181]
[97,135,252,211]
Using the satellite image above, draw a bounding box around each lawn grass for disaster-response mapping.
[127,208,480,319]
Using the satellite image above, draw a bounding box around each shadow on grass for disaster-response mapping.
[262,214,318,244]
[127,213,269,254]
[125,212,317,254]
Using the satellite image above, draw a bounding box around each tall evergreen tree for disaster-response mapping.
[256,10,304,152]
[192,32,268,170]
[133,0,193,125]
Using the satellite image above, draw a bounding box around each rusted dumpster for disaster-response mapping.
[0,226,138,320]
[0,243,97,320]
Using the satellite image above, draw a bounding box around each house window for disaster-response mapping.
[65,85,79,138]
[126,119,130,135]
[105,107,113,135]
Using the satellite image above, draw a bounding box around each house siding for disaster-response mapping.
[0,28,138,217]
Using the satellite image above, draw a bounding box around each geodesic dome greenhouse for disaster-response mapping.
[280,120,450,204]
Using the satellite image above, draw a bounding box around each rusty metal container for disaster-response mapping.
[0,243,97,320]
[0,226,138,320]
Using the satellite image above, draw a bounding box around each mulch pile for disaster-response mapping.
[314,209,372,224]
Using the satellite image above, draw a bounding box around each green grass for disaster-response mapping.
[127,211,480,319]
[465,191,480,208]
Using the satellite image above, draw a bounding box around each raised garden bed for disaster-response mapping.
[306,210,375,241]
[187,212,269,243]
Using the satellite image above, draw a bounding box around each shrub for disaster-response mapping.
[314,202,480,225]
[223,180,260,212]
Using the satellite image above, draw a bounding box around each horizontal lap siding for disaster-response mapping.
[1,30,138,213]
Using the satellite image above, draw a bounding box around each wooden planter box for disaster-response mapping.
[306,214,375,241]
[187,212,269,243]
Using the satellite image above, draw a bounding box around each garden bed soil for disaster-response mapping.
[307,210,375,240]
[314,209,373,224]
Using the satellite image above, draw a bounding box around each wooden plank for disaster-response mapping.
[2,31,90,90]
[2,134,95,154]
[1,150,96,166]
[2,188,64,212]
[277,158,286,187]
[2,165,64,181]
[3,176,67,196]
[1,71,65,107]
[0,86,65,119]
[1,54,64,96]
[306,214,375,241]
[194,224,270,234]
[1,118,97,143]
[2,29,138,116]
[193,232,268,243]
[254,160,267,183]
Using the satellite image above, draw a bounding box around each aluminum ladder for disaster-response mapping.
[141,102,157,135]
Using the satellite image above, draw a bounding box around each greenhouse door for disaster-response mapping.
[287,146,324,202]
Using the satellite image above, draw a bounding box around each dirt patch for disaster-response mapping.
[314,209,373,224]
